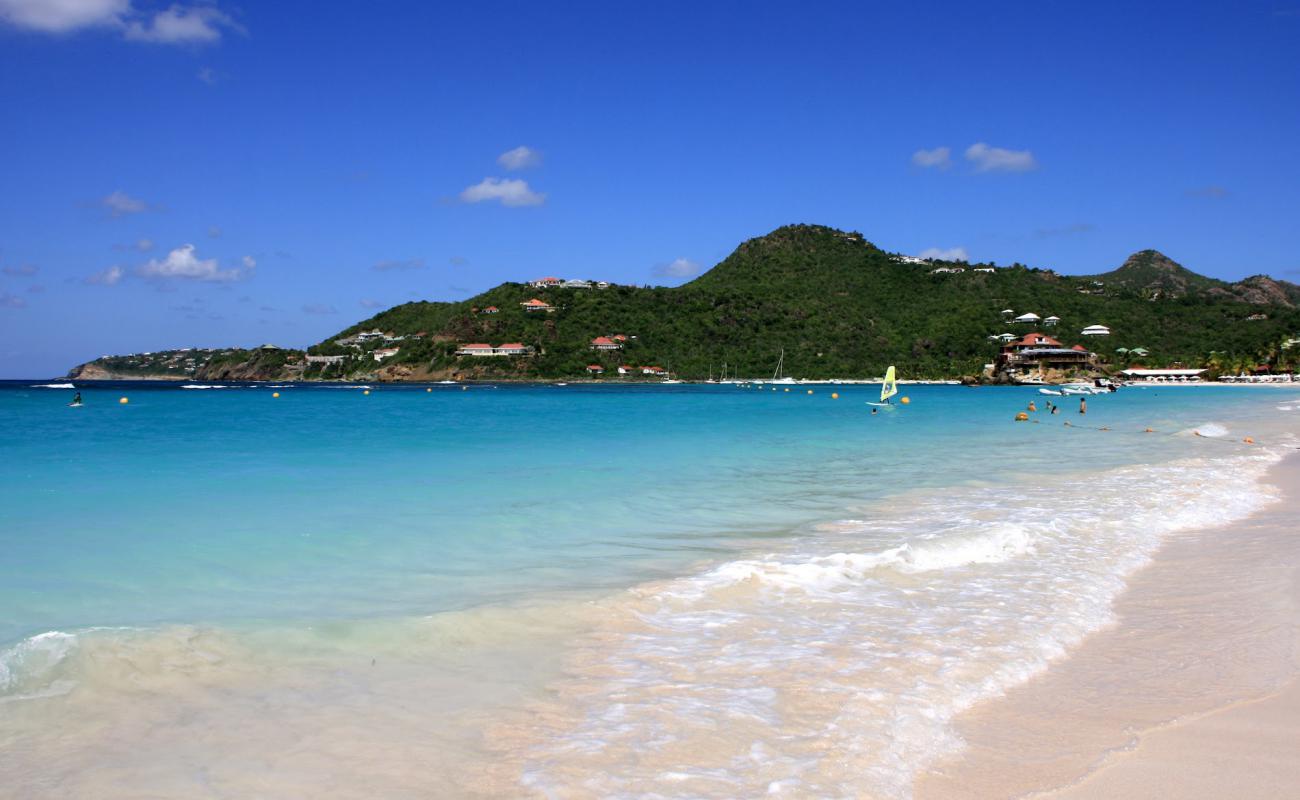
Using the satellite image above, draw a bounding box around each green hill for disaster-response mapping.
[300,224,1300,380]
[68,224,1300,381]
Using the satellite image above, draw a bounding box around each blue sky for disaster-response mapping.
[1,0,1298,377]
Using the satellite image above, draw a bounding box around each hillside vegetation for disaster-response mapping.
[69,224,1300,381]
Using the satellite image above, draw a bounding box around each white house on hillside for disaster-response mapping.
[1081,324,1111,336]
[1013,312,1041,324]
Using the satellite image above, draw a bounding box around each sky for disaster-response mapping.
[1,0,1299,377]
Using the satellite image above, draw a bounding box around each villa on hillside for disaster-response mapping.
[973,267,995,273]
[1044,316,1060,327]
[479,306,499,314]
[894,255,928,265]
[590,336,622,350]
[586,364,605,374]
[521,299,557,313]
[931,267,964,274]
[530,277,563,288]
[642,366,667,376]
[306,354,345,365]
[1081,324,1111,336]
[1013,312,1041,324]
[455,343,535,357]
[618,365,633,375]
[562,279,593,289]
[372,347,400,362]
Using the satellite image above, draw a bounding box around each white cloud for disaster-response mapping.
[359,298,383,309]
[372,257,425,272]
[654,257,702,278]
[964,142,1038,173]
[459,177,546,207]
[0,0,127,33]
[102,189,147,217]
[123,4,239,44]
[0,1,239,45]
[138,244,251,282]
[919,246,969,262]
[911,146,951,169]
[85,264,125,285]
[497,146,541,170]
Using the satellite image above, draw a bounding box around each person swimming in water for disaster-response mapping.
[71,391,82,406]
[1079,396,1087,414]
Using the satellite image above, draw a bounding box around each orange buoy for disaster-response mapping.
[1015,412,1029,421]
[900,396,910,405]
[1244,437,1255,444]
[1144,427,1154,433]
[831,392,839,399]
[272,392,280,398]
[118,396,129,405]
[807,389,813,395]
[363,390,370,396]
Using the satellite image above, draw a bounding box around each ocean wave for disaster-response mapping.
[31,383,75,389]
[181,384,234,389]
[521,447,1284,798]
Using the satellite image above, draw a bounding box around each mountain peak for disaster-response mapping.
[1097,249,1220,298]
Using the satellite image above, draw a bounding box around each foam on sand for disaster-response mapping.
[514,448,1283,799]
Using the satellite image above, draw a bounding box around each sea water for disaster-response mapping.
[0,381,1296,798]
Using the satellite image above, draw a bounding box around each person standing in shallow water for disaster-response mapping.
[1080,397,1087,414]
[71,392,82,406]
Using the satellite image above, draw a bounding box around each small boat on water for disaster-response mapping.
[770,348,797,384]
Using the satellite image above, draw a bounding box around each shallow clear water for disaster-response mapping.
[1,380,1297,798]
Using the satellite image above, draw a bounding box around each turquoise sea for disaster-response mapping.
[1,380,1296,798]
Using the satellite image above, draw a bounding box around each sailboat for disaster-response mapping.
[770,348,797,384]
[867,365,899,407]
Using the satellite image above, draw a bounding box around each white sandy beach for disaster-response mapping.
[919,450,1300,799]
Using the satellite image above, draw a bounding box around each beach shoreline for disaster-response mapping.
[918,449,1300,800]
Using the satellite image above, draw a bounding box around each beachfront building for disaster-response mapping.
[530,277,563,288]
[1013,312,1041,324]
[642,366,667,376]
[590,336,622,351]
[1043,316,1060,327]
[586,364,604,374]
[995,333,1095,378]
[1081,324,1111,336]
[521,299,557,313]
[372,347,400,362]
[617,365,633,375]
[1121,368,1207,382]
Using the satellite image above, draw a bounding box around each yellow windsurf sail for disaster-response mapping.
[881,366,898,402]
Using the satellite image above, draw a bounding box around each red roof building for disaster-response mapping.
[586,364,605,374]
[590,336,622,350]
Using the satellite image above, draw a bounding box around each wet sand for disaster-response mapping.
[918,451,1300,799]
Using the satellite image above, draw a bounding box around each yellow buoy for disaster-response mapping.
[1015,412,1028,421]
[900,396,910,405]
[272,392,280,398]
[831,392,839,399]
[807,389,813,395]
[119,396,129,405]
[363,390,370,395]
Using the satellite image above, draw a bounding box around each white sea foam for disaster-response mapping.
[31,383,75,389]
[0,631,77,698]
[1187,421,1230,437]
[521,447,1284,798]
[180,384,234,389]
